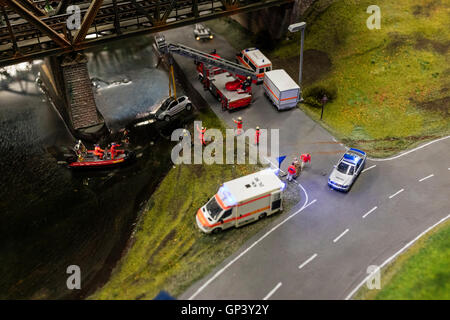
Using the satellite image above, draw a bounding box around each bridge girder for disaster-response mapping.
[0,0,294,67]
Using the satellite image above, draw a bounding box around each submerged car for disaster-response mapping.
[156,96,192,122]
[194,24,214,41]
[328,148,366,192]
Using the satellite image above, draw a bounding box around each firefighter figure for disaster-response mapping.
[293,157,301,178]
[196,124,206,145]
[300,153,312,170]
[93,144,104,159]
[255,126,261,145]
[287,162,297,182]
[109,142,121,159]
[233,116,243,135]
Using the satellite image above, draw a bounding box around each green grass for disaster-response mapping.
[273,0,450,157]
[208,1,449,157]
[355,219,450,299]
[89,108,290,299]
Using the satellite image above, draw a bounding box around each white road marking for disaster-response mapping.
[263,282,282,300]
[419,174,434,182]
[298,253,318,269]
[187,193,317,300]
[368,135,450,161]
[333,229,350,243]
[345,213,450,300]
[362,165,376,173]
[389,189,404,199]
[362,206,378,219]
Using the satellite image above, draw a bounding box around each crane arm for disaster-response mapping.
[154,35,257,80]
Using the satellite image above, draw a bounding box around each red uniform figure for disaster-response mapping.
[109,143,121,159]
[233,116,243,135]
[255,126,260,145]
[300,153,311,170]
[196,125,206,145]
[287,163,296,182]
[93,144,104,159]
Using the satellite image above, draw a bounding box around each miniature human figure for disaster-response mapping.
[93,144,104,159]
[196,125,206,145]
[122,129,130,144]
[300,153,312,170]
[255,126,261,145]
[233,116,243,135]
[109,142,121,159]
[287,162,297,182]
[293,157,301,178]
[241,76,252,92]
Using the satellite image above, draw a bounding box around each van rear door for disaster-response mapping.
[270,191,282,214]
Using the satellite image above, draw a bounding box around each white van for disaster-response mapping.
[196,169,285,234]
[236,48,272,83]
[263,69,300,110]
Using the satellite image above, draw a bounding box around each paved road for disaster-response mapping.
[164,26,450,300]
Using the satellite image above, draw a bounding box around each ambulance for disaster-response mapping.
[236,48,272,83]
[196,169,285,234]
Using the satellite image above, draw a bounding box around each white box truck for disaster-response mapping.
[196,169,285,234]
[263,69,300,110]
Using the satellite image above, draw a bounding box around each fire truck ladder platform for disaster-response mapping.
[155,35,257,80]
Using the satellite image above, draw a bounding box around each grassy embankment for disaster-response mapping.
[207,0,449,157]
[354,219,450,299]
[90,107,292,299]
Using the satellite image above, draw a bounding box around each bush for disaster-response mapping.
[303,85,337,108]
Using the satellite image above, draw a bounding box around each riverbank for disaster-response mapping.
[354,218,450,300]
[90,105,299,299]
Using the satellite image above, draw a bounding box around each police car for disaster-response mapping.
[328,148,366,192]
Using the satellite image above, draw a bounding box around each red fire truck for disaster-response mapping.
[155,35,257,111]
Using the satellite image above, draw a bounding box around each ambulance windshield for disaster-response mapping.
[206,197,222,219]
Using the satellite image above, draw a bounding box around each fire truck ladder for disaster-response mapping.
[154,35,257,80]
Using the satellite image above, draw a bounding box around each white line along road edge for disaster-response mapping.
[263,282,282,300]
[187,180,317,300]
[368,135,450,161]
[345,213,450,300]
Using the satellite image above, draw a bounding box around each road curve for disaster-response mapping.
[164,27,450,300]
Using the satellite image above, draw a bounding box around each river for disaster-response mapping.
[0,36,182,299]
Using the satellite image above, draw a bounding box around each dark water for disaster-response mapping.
[0,37,183,299]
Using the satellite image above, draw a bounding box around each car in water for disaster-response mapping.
[328,148,366,192]
[155,96,192,122]
[194,24,214,41]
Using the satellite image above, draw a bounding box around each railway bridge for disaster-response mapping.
[0,0,294,137]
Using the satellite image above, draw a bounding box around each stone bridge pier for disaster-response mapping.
[39,52,107,141]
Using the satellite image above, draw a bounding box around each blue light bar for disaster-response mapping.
[349,148,366,155]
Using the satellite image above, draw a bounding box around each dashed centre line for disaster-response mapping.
[263,282,282,300]
[362,206,378,219]
[362,165,376,173]
[389,188,404,199]
[419,174,434,182]
[333,229,350,243]
[298,253,318,269]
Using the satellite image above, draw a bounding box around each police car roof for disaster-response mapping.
[223,169,283,203]
[343,152,362,165]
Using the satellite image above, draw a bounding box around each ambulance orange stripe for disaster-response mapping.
[238,53,271,69]
[264,82,298,101]
[197,205,271,228]
[237,56,270,74]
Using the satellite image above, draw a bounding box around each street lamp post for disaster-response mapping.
[288,22,307,102]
